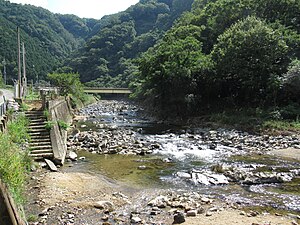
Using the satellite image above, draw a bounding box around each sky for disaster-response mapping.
[9,0,140,19]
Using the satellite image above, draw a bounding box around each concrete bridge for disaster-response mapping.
[84,87,132,94]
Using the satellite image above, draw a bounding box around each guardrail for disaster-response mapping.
[0,179,26,225]
[0,96,7,118]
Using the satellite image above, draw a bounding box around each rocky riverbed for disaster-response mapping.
[25,100,300,224]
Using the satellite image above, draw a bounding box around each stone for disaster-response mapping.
[68,151,78,161]
[101,215,109,221]
[94,201,114,212]
[39,208,49,216]
[201,197,213,204]
[173,212,185,224]
[240,211,246,216]
[131,216,142,223]
[209,207,218,212]
[102,222,111,225]
[186,210,197,217]
[138,165,147,170]
[68,214,75,219]
[44,159,58,172]
[176,172,191,179]
[205,211,212,217]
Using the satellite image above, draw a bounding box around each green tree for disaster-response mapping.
[281,59,300,102]
[210,16,289,105]
[47,72,84,100]
[137,25,210,116]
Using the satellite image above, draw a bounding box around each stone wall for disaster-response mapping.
[48,97,73,165]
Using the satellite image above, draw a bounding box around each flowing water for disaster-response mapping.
[74,100,300,213]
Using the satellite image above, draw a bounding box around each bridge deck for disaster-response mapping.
[84,88,132,94]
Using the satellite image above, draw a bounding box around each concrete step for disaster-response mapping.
[30,145,52,150]
[29,128,48,132]
[29,124,47,129]
[29,153,54,159]
[30,149,53,154]
[28,130,50,137]
[29,118,46,122]
[25,110,44,115]
[30,135,51,139]
[29,141,51,146]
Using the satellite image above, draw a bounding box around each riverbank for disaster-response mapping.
[25,168,299,225]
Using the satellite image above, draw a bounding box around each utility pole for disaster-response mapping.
[2,59,6,85]
[22,42,27,97]
[17,27,21,98]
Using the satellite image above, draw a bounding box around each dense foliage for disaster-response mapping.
[0,0,100,84]
[134,0,300,117]
[67,0,194,86]
[47,72,84,100]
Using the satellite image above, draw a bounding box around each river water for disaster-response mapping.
[73,100,300,213]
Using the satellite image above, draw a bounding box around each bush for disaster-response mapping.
[47,72,85,101]
[210,16,289,105]
[280,59,300,102]
[279,103,300,120]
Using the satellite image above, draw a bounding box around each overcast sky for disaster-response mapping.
[9,0,139,19]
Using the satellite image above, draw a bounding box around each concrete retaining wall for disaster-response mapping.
[48,97,73,165]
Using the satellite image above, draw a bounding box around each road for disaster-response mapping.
[0,89,14,104]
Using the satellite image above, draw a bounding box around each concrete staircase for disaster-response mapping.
[26,110,54,160]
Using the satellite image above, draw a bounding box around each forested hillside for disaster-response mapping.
[134,0,300,117]
[0,0,192,86]
[0,0,99,83]
[67,0,194,86]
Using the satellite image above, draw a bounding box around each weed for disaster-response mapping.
[58,120,69,130]
[7,115,30,144]
[43,109,49,120]
[45,121,55,130]
[0,114,31,204]
[19,103,29,112]
[27,214,38,222]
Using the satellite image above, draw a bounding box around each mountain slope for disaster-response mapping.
[0,0,99,82]
[67,0,194,86]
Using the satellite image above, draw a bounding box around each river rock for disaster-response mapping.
[94,201,114,212]
[186,210,197,217]
[138,165,147,170]
[176,172,191,179]
[67,151,78,161]
[173,212,185,224]
[148,196,167,208]
[131,216,142,223]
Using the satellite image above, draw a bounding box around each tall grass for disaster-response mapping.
[0,114,31,204]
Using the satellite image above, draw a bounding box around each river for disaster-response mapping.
[69,99,300,214]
